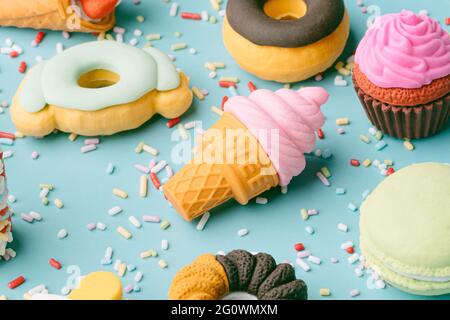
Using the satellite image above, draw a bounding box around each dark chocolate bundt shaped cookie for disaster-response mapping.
[216,250,307,300]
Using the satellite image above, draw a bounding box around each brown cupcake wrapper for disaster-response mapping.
[353,76,450,139]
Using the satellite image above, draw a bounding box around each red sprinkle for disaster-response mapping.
[8,276,25,289]
[35,31,45,43]
[346,247,355,254]
[150,172,161,190]
[247,81,257,92]
[18,61,27,73]
[166,117,181,128]
[294,243,305,251]
[49,258,62,270]
[446,17,450,25]
[181,12,202,20]
[386,167,395,176]
[9,51,18,58]
[0,132,15,140]
[219,80,236,88]
[221,96,229,110]
[317,128,325,140]
[350,159,360,167]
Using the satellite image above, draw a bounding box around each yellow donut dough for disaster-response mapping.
[68,271,123,300]
[223,11,350,83]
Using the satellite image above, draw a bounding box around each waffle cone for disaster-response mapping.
[164,112,279,221]
[0,0,115,32]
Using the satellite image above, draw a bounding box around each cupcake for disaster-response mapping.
[353,10,450,139]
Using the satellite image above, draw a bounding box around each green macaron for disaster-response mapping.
[360,162,450,296]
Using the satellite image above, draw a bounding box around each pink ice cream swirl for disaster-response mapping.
[224,87,328,186]
[355,10,450,89]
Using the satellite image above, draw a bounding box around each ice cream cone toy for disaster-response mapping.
[0,0,118,33]
[164,87,328,221]
[0,147,13,260]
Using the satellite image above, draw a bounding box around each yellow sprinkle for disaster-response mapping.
[97,32,105,41]
[117,226,132,239]
[374,131,383,141]
[14,131,24,139]
[39,183,54,190]
[145,33,161,41]
[359,134,371,144]
[140,249,158,259]
[338,68,351,76]
[320,288,331,296]
[113,188,128,199]
[210,0,220,11]
[346,62,355,70]
[404,140,414,151]
[136,15,145,23]
[336,118,350,126]
[105,34,114,41]
[174,31,182,38]
[171,42,187,51]
[139,175,148,198]
[320,166,331,178]
[220,77,239,83]
[158,259,168,269]
[160,220,171,230]
[211,106,223,116]
[54,198,64,209]
[384,160,394,166]
[362,159,372,167]
[68,133,78,141]
[135,141,145,153]
[204,62,216,71]
[300,208,309,221]
[142,144,158,156]
[212,62,225,69]
[334,61,344,70]
[192,86,205,100]
[283,83,291,89]
[118,263,127,277]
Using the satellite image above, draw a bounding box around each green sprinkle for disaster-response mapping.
[42,197,49,206]
[136,15,145,23]
[39,184,53,190]
[320,166,331,178]
[135,142,145,153]
[160,220,171,230]
[359,134,371,144]
[300,208,309,221]
[209,16,217,24]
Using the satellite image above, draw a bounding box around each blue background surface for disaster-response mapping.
[0,0,449,300]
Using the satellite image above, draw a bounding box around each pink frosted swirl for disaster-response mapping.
[224,87,328,186]
[355,10,450,89]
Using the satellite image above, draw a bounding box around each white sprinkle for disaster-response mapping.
[255,197,268,205]
[201,10,209,21]
[104,247,113,260]
[341,241,354,250]
[128,216,142,228]
[142,144,158,156]
[11,44,23,54]
[348,203,358,212]
[113,26,126,34]
[114,259,122,271]
[81,144,96,153]
[96,222,107,230]
[142,215,160,223]
[29,211,42,221]
[350,289,360,297]
[106,162,115,174]
[237,228,249,237]
[4,37,13,47]
[355,268,364,277]
[295,258,311,272]
[337,223,348,232]
[28,284,46,296]
[62,31,70,39]
[135,164,150,174]
[151,160,167,174]
[133,29,143,37]
[280,186,288,194]
[57,229,68,239]
[348,253,360,264]
[169,3,179,17]
[108,206,122,216]
[56,42,64,54]
[196,211,210,231]
[165,165,173,178]
[129,38,139,46]
[178,124,188,140]
[305,226,314,234]
[362,189,371,199]
[40,188,50,198]
[161,239,169,250]
[307,255,321,265]
[330,257,339,264]
[7,194,16,203]
[334,76,348,87]
[209,71,217,79]
[134,271,143,282]
[375,279,386,289]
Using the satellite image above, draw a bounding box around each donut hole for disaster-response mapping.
[263,0,307,20]
[222,292,258,300]
[78,69,120,89]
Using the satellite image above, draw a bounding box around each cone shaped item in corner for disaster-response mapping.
[0,0,115,32]
[163,112,279,221]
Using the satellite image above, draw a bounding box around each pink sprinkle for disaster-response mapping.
[148,159,156,170]
[314,74,323,81]
[87,223,96,231]
[31,151,39,159]
[307,209,319,216]
[81,144,96,153]
[124,284,134,293]
[165,165,173,178]
[297,250,311,259]
[135,164,150,174]
[21,213,34,223]
[142,215,160,223]
[84,138,100,145]
[357,0,364,6]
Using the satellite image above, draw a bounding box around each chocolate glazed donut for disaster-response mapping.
[217,250,308,300]
[226,0,346,48]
